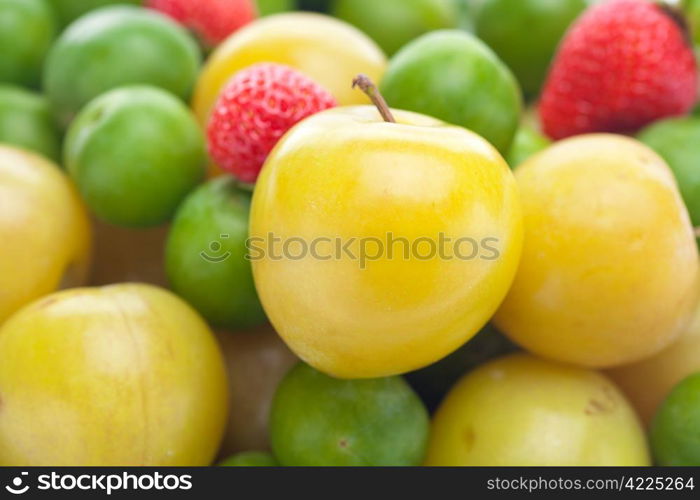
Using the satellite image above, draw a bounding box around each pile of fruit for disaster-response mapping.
[2,0,700,467]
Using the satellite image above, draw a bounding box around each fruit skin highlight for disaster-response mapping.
[380,30,521,154]
[495,134,699,368]
[251,106,523,379]
[0,145,91,325]
[192,12,386,125]
[425,353,651,466]
[269,363,429,466]
[0,284,228,466]
[650,373,700,466]
[44,5,201,126]
[64,85,206,228]
[540,0,698,140]
[207,63,336,183]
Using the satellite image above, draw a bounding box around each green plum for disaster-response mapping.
[0,0,56,87]
[165,177,267,330]
[406,324,517,411]
[256,0,294,16]
[685,0,700,45]
[637,116,700,230]
[506,122,550,169]
[219,451,278,467]
[651,373,700,466]
[64,85,205,227]
[270,363,429,466]
[0,85,61,161]
[380,30,522,153]
[331,0,459,56]
[474,0,586,99]
[44,5,200,126]
[46,0,141,28]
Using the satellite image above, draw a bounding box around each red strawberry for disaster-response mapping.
[146,0,257,48]
[540,0,698,140]
[207,63,337,183]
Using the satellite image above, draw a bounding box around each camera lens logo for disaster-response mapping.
[6,472,29,495]
[200,234,231,263]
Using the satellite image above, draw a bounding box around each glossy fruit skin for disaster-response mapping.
[65,85,206,228]
[46,0,142,27]
[638,116,700,230]
[215,326,297,457]
[0,284,228,466]
[540,0,698,140]
[146,0,257,48]
[251,106,523,378]
[0,0,56,87]
[270,363,429,466]
[505,122,550,169]
[426,353,650,466]
[380,30,521,154]
[608,297,700,426]
[207,63,336,182]
[0,85,61,161]
[651,373,700,466]
[0,145,91,325]
[331,0,459,56]
[44,6,201,126]
[219,451,278,466]
[475,0,586,98]
[192,13,386,126]
[166,177,266,330]
[494,134,699,368]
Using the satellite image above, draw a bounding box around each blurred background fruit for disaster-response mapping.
[270,362,429,466]
[207,63,336,182]
[650,373,700,466]
[638,116,700,237]
[251,106,523,378]
[331,0,459,56]
[296,0,330,12]
[380,30,521,153]
[166,177,267,330]
[0,0,56,87]
[608,297,700,426]
[505,120,550,169]
[406,324,517,411]
[495,135,699,368]
[89,217,169,287]
[0,145,91,325]
[46,0,141,28]
[216,325,297,457]
[219,451,278,466]
[474,0,586,99]
[146,0,257,49]
[0,85,61,161]
[255,0,294,16]
[540,0,698,139]
[64,85,205,227]
[425,353,650,466]
[44,5,201,126]
[192,13,386,126]
[0,284,228,466]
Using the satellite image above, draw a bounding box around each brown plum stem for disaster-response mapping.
[695,226,700,238]
[352,74,396,123]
